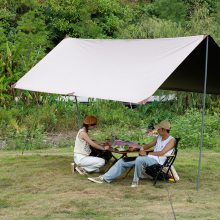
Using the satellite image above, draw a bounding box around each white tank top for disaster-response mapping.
[74,128,91,156]
[148,135,174,165]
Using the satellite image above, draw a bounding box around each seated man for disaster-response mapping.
[88,120,175,187]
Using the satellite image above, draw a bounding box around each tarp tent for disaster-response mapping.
[160,36,220,94]
[14,35,220,190]
[14,35,220,104]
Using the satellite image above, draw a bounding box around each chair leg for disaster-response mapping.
[153,171,161,185]
[123,167,133,179]
[153,167,164,185]
[168,170,176,183]
[104,154,118,172]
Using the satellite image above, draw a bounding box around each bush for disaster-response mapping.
[0,100,219,150]
[171,109,220,149]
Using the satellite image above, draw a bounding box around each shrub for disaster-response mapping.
[171,109,220,149]
[0,101,219,150]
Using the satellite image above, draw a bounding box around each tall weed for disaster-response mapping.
[171,109,220,149]
[0,100,219,150]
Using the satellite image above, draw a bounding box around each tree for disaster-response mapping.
[147,0,187,23]
[0,0,50,105]
[44,0,133,41]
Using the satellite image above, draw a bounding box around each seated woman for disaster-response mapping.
[72,116,110,175]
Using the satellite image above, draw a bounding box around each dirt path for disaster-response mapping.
[44,130,78,145]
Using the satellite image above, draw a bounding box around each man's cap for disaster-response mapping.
[83,116,97,125]
[154,120,171,130]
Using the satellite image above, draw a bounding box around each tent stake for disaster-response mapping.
[196,36,209,191]
[74,96,81,129]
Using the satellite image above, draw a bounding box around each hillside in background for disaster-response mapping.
[0,0,220,150]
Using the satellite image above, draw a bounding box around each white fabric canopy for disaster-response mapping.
[15,35,206,103]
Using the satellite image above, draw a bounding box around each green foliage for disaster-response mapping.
[117,16,185,38]
[79,100,142,126]
[45,0,133,39]
[15,10,50,63]
[183,0,218,15]
[1,99,219,150]
[0,105,46,150]
[171,109,220,149]
[0,0,220,105]
[0,1,50,105]
[170,92,216,114]
[186,3,220,42]
[0,0,220,150]
[147,0,187,23]
[137,101,176,126]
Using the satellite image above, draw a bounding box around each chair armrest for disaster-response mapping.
[166,154,175,158]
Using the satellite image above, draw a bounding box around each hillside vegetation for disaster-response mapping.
[0,0,220,150]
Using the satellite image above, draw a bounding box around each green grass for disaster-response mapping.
[0,148,220,220]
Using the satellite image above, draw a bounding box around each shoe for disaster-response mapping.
[88,176,104,184]
[75,166,88,175]
[71,163,76,173]
[131,181,138,187]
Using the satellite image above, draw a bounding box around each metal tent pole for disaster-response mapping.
[196,36,209,191]
[74,96,81,129]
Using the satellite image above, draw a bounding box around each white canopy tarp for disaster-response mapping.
[15,36,206,103]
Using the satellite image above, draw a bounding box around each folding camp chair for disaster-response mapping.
[145,138,180,185]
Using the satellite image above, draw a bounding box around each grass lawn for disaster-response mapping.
[0,147,220,220]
